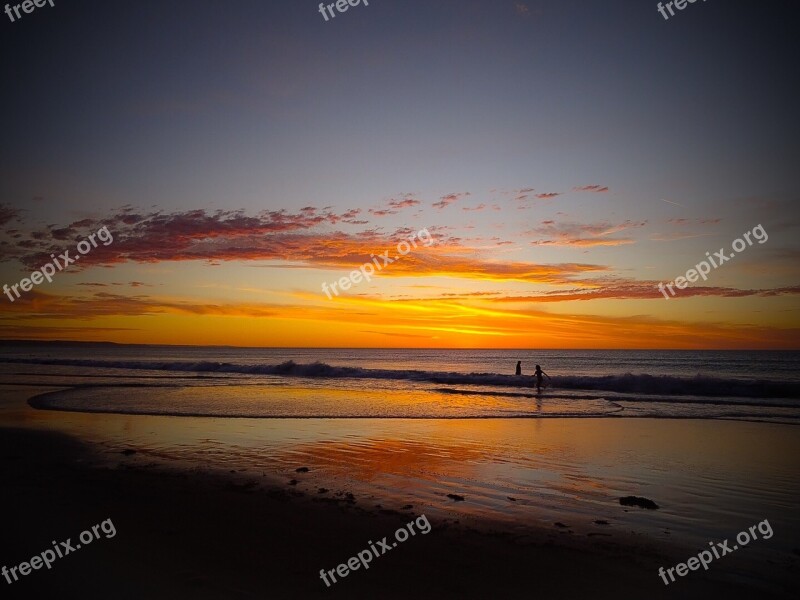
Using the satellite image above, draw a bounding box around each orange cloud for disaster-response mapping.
[492,283,800,302]
[4,289,797,349]
[4,209,612,286]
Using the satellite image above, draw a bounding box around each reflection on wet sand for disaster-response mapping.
[3,383,800,577]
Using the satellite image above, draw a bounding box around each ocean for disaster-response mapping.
[2,344,799,422]
[3,342,800,577]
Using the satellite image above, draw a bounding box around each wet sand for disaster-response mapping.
[0,426,784,600]
[2,384,799,598]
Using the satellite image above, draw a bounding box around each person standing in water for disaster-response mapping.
[515,361,522,376]
[533,364,550,392]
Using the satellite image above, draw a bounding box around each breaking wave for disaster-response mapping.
[4,357,800,399]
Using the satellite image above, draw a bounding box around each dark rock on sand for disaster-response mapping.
[295,467,310,473]
[402,504,413,510]
[121,449,137,456]
[447,494,465,502]
[554,522,569,528]
[594,520,610,525]
[317,488,329,494]
[619,496,659,510]
[288,479,298,486]
[507,497,517,502]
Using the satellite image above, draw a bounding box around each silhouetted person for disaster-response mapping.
[515,361,522,376]
[534,364,550,392]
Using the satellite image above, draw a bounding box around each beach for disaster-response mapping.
[3,0,799,597]
[2,373,799,599]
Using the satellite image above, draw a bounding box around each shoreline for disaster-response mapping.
[14,379,800,424]
[3,380,799,598]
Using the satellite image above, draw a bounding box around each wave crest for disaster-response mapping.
[5,357,800,399]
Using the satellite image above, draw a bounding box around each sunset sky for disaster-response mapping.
[1,0,798,348]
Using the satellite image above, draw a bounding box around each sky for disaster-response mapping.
[0,0,798,348]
